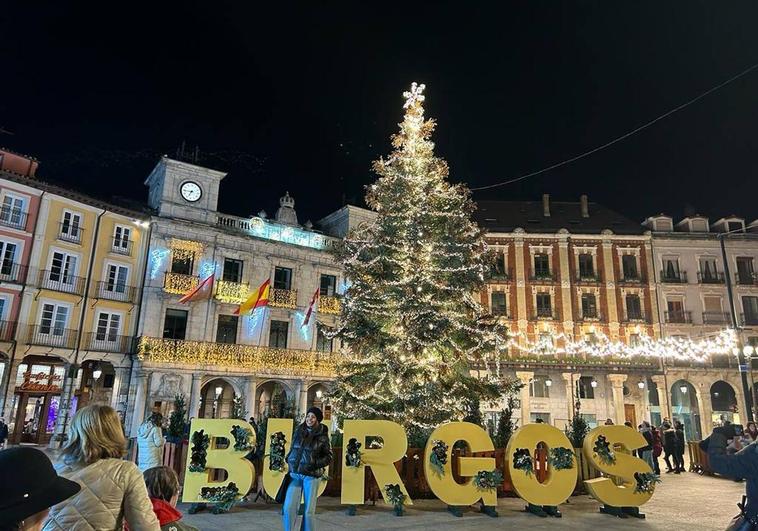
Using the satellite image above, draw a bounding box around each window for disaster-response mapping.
[626,294,642,320]
[60,211,82,242]
[667,299,686,323]
[538,332,553,347]
[163,309,188,340]
[0,241,17,277]
[40,303,69,335]
[534,254,550,278]
[49,251,77,284]
[744,296,758,325]
[0,194,26,228]
[728,221,745,233]
[530,375,550,398]
[113,225,131,253]
[578,376,595,399]
[0,298,6,321]
[622,255,639,279]
[269,320,289,348]
[223,258,243,282]
[530,412,551,424]
[629,334,641,348]
[320,274,337,297]
[492,250,506,277]
[699,257,718,281]
[578,254,594,278]
[581,293,597,318]
[95,312,121,342]
[662,258,680,280]
[274,267,292,290]
[580,414,598,428]
[216,315,238,344]
[536,293,552,317]
[316,324,334,352]
[585,332,598,344]
[491,291,507,316]
[105,264,129,293]
[170,252,193,275]
[737,257,755,284]
[703,296,723,323]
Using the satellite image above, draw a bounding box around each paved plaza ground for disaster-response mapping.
[181,470,743,530]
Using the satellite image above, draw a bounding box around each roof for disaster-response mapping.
[474,200,644,235]
[0,168,152,219]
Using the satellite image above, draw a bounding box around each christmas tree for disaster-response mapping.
[331,83,519,435]
[167,394,188,443]
[494,396,518,448]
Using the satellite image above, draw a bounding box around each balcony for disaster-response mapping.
[577,311,601,322]
[619,274,644,284]
[742,313,758,327]
[271,288,297,309]
[735,272,758,286]
[111,237,133,256]
[0,320,17,341]
[85,332,136,353]
[26,324,77,349]
[702,311,730,325]
[0,262,29,284]
[529,272,556,283]
[37,269,86,295]
[697,271,725,284]
[491,306,509,318]
[665,310,692,324]
[58,222,83,244]
[163,272,199,295]
[488,272,510,283]
[661,270,687,283]
[623,312,647,323]
[215,279,249,304]
[576,273,601,284]
[94,281,137,303]
[319,295,341,315]
[0,208,28,230]
[137,336,338,376]
[534,309,556,320]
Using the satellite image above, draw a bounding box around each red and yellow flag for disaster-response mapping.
[302,287,320,327]
[179,273,215,304]
[234,278,270,315]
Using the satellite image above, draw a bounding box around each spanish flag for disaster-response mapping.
[179,273,215,304]
[234,278,270,315]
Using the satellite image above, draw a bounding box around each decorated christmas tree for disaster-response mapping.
[331,83,519,435]
[167,394,188,443]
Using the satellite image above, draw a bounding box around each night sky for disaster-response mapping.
[3,2,758,225]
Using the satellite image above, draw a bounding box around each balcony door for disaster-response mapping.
[49,251,78,286]
[39,303,69,337]
[737,257,755,283]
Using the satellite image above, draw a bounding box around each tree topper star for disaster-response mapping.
[403,82,426,109]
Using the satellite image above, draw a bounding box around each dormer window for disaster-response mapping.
[655,218,674,231]
[729,221,745,233]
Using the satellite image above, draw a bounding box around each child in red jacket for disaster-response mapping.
[143,466,199,531]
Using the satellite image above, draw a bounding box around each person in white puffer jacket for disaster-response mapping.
[137,412,165,472]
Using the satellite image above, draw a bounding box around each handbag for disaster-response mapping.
[726,497,758,531]
[274,472,292,504]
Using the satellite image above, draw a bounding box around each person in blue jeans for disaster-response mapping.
[282,407,332,531]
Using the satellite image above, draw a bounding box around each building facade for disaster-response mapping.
[0,149,151,444]
[127,157,350,436]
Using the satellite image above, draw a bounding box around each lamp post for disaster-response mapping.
[719,233,754,422]
[214,385,223,418]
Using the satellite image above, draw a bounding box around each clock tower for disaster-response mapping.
[144,156,226,223]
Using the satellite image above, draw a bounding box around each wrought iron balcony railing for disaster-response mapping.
[270,288,297,309]
[697,271,725,284]
[623,312,647,323]
[577,311,601,321]
[85,332,136,353]
[58,222,83,244]
[95,281,137,303]
[37,269,86,295]
[618,274,644,284]
[0,208,28,230]
[534,309,556,320]
[742,313,758,326]
[26,324,77,349]
[660,270,687,283]
[702,311,730,325]
[163,272,199,295]
[111,237,133,256]
[0,262,29,284]
[576,273,601,283]
[665,310,692,324]
[215,279,249,304]
[137,336,338,376]
[0,319,17,341]
[529,272,556,282]
[319,295,341,315]
[736,272,758,286]
[488,272,510,283]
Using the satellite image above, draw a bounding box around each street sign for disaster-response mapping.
[740,364,749,373]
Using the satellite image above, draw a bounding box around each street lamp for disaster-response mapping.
[590,379,598,388]
[637,380,645,389]
[92,364,102,381]
[545,377,553,388]
[315,389,323,399]
[680,384,688,394]
[744,345,755,356]
[215,386,223,397]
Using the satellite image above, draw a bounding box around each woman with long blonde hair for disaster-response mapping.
[43,404,159,530]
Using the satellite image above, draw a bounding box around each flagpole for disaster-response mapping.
[203,236,218,342]
[257,307,266,347]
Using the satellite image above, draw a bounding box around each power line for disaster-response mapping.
[470,61,758,192]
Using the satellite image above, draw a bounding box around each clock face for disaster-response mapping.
[180,181,202,202]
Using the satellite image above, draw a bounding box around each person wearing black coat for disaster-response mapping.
[282,407,332,531]
[662,422,677,473]
[673,421,686,473]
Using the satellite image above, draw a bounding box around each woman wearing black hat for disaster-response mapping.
[0,447,80,531]
[281,406,332,531]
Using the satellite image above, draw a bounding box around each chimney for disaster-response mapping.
[580,195,589,218]
[542,194,550,217]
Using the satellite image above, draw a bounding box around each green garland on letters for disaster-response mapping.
[473,469,504,490]
[200,482,240,514]
[231,425,254,452]
[512,448,533,476]
[593,435,616,466]
[188,430,210,473]
[429,440,448,475]
[548,447,575,470]
[634,472,661,494]
[267,431,287,472]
